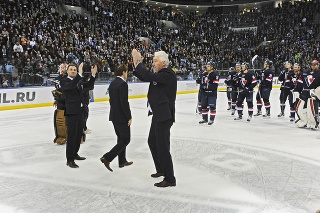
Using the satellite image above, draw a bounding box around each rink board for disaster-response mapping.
[0,77,282,111]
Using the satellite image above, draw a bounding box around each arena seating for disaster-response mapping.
[0,0,319,87]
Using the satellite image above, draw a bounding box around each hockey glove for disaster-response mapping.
[242,87,249,95]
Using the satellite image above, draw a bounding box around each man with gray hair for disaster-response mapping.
[132,49,177,187]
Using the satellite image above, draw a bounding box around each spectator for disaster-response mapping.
[13,42,23,53]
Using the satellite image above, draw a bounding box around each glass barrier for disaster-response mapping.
[0,61,267,88]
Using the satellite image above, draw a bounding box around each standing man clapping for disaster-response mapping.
[132,49,177,187]
[60,63,97,168]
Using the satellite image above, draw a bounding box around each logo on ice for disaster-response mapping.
[0,92,36,104]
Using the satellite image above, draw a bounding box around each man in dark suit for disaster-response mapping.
[60,63,97,168]
[132,49,177,187]
[100,64,133,172]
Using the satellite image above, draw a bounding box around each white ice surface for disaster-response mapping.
[0,89,320,213]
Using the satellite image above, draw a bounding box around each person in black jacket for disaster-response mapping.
[100,64,133,172]
[60,63,97,168]
[132,49,177,187]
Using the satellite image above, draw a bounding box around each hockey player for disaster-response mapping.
[293,60,320,129]
[234,62,257,121]
[232,63,241,115]
[225,63,241,115]
[225,67,235,110]
[278,61,296,121]
[198,62,219,125]
[52,63,68,145]
[254,59,274,117]
[196,67,205,114]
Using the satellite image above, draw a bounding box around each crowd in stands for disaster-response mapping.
[0,0,319,88]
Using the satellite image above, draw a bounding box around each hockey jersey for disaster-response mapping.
[294,70,320,93]
[224,70,238,88]
[196,71,219,96]
[236,70,257,92]
[256,68,274,88]
[278,68,295,90]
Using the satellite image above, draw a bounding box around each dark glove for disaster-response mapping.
[280,70,285,75]
[242,87,249,94]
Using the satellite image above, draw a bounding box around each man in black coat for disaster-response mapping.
[60,63,97,168]
[100,64,133,172]
[132,49,177,187]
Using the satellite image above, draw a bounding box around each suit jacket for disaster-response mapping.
[60,74,95,115]
[134,64,177,122]
[108,77,132,123]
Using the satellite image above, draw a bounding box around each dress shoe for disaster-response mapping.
[154,180,176,187]
[151,172,164,178]
[119,161,133,168]
[66,161,79,168]
[75,155,86,160]
[100,157,113,172]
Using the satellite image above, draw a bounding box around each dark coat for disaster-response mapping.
[108,77,132,123]
[60,74,95,115]
[134,64,177,122]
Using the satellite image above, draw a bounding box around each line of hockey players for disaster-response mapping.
[197,59,320,129]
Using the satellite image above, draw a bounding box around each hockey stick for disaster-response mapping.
[251,55,262,100]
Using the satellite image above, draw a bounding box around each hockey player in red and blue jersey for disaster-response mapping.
[196,67,206,114]
[234,62,257,122]
[198,62,219,125]
[225,67,235,110]
[278,61,296,121]
[254,59,274,117]
[225,63,241,115]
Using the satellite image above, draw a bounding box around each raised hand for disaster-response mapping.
[131,49,143,68]
[78,62,84,75]
[91,64,98,75]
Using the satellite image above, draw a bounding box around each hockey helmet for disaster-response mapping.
[229,67,235,71]
[283,61,292,66]
[241,62,250,69]
[264,59,273,67]
[235,62,241,67]
[206,61,215,69]
[293,63,301,68]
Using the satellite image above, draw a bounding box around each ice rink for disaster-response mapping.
[1,89,320,213]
